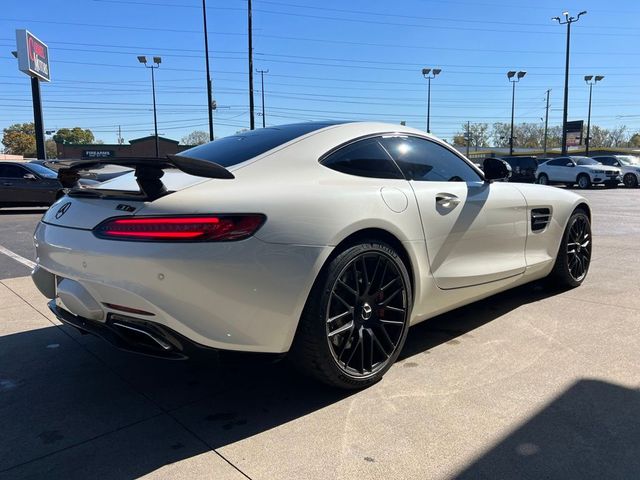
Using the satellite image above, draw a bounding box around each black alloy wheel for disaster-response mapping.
[325,252,408,378]
[565,214,592,283]
[548,209,592,288]
[290,241,412,389]
[623,173,638,188]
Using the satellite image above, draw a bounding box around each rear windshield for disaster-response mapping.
[179,122,345,167]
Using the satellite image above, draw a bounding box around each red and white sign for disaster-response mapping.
[15,29,50,82]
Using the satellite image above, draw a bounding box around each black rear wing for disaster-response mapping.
[57,155,234,200]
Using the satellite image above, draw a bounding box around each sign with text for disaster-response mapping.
[82,150,115,159]
[15,29,50,82]
[565,120,584,147]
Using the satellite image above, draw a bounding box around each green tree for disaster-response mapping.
[452,123,489,148]
[2,122,37,156]
[629,133,640,148]
[52,127,95,144]
[181,130,210,145]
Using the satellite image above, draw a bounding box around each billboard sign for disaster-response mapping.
[15,29,50,82]
[565,120,584,147]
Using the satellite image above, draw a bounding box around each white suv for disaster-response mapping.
[536,156,621,189]
[592,155,640,188]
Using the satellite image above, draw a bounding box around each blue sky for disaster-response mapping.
[1,0,639,145]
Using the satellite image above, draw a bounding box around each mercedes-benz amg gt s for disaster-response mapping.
[32,122,592,388]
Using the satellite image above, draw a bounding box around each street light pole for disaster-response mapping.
[543,89,551,155]
[553,11,587,155]
[138,55,161,157]
[256,69,269,128]
[202,0,214,141]
[584,75,604,156]
[507,70,526,156]
[421,68,441,133]
[248,0,255,130]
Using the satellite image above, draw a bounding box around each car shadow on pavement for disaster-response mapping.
[454,379,640,479]
[399,280,561,360]
[0,280,590,478]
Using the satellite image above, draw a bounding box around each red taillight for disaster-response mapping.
[94,215,265,242]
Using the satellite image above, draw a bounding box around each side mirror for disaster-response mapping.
[483,158,512,182]
[23,173,37,180]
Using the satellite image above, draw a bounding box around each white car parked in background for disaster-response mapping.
[592,155,640,188]
[536,156,621,189]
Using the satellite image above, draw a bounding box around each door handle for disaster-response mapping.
[435,193,460,209]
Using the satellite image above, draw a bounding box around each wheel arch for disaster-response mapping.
[574,201,591,219]
[330,228,416,295]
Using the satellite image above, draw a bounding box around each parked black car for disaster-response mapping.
[498,156,538,183]
[0,162,98,208]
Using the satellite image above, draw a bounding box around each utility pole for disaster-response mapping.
[553,11,587,155]
[584,75,604,156]
[202,0,214,141]
[466,121,470,157]
[248,0,255,130]
[118,125,124,145]
[543,89,551,155]
[256,68,269,128]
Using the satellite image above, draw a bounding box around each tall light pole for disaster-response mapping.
[256,68,269,128]
[421,68,441,133]
[248,0,255,130]
[138,55,161,157]
[553,10,587,155]
[202,0,214,141]
[507,70,526,156]
[543,89,551,155]
[584,75,604,156]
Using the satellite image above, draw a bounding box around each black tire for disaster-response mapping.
[547,209,592,289]
[289,240,412,389]
[577,174,591,190]
[623,173,638,188]
[538,173,549,185]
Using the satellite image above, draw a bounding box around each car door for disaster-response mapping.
[0,164,33,206]
[379,136,527,289]
[558,157,577,182]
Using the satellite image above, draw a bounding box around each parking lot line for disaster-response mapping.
[0,244,36,270]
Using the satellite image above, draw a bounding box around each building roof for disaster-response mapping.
[129,136,179,145]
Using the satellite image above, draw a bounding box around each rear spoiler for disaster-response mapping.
[57,155,234,200]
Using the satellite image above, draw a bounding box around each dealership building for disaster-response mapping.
[56,136,194,160]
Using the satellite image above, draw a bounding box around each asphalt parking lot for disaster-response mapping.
[0,188,639,479]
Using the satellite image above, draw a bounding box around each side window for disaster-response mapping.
[321,137,404,179]
[0,165,27,178]
[379,136,481,182]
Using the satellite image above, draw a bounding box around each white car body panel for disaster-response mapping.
[33,122,590,354]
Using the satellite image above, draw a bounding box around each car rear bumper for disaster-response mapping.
[48,300,212,359]
[33,221,333,353]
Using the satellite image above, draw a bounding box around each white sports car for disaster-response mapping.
[32,122,592,388]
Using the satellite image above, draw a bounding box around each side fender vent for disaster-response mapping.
[531,208,551,232]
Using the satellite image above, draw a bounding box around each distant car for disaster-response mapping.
[591,155,640,188]
[0,162,98,208]
[536,156,621,189]
[498,156,538,183]
[29,159,131,183]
